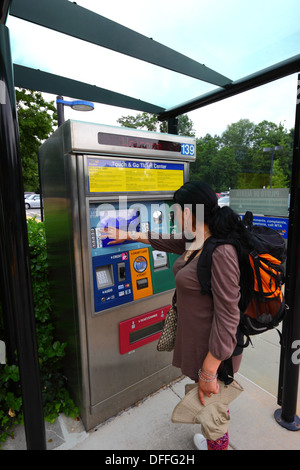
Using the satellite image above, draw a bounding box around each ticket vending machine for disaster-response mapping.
[39,120,196,430]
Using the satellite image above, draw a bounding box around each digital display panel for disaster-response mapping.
[98,132,181,153]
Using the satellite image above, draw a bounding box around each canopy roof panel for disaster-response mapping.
[5,0,300,120]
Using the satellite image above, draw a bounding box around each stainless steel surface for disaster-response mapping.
[69,120,196,161]
[39,120,194,430]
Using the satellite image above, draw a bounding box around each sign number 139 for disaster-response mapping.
[181,143,195,156]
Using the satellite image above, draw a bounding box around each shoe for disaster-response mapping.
[193,433,208,450]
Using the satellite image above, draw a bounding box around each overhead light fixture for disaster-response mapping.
[56,95,94,126]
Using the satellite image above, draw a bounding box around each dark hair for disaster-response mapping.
[173,181,218,226]
[173,181,253,309]
[173,180,247,241]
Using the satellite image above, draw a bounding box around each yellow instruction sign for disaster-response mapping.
[88,159,184,193]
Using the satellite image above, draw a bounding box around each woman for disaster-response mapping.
[102,181,249,451]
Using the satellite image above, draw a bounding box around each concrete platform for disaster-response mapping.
[2,329,300,451]
[56,373,300,451]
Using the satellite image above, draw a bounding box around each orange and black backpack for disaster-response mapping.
[197,211,287,383]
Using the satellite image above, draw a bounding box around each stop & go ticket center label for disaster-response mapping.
[87,158,184,193]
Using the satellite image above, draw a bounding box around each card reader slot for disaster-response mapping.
[117,262,126,282]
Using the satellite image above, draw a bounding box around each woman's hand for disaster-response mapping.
[198,352,221,405]
[101,226,128,244]
[101,227,150,245]
[198,376,219,406]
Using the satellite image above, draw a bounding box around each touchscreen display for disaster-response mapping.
[100,209,139,247]
[90,205,140,249]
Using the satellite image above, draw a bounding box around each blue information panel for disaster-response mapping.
[241,214,289,239]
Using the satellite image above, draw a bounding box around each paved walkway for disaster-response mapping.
[2,329,300,450]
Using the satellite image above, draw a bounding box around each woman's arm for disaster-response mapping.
[209,245,241,361]
[198,245,241,405]
[101,226,150,244]
[101,226,187,255]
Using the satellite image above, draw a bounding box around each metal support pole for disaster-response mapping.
[275,74,300,431]
[167,117,178,135]
[56,95,65,127]
[270,148,274,189]
[0,23,46,449]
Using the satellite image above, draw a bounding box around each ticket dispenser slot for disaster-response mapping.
[117,262,126,282]
[119,305,171,354]
[152,250,168,269]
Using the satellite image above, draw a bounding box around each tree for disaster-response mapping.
[250,120,292,187]
[117,112,195,136]
[270,160,289,188]
[190,133,219,182]
[190,119,293,191]
[221,118,255,149]
[211,146,241,191]
[220,119,255,173]
[16,89,57,191]
[176,114,195,136]
[117,112,158,131]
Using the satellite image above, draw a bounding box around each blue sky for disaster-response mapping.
[6,0,300,137]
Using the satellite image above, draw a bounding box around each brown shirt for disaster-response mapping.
[149,233,242,381]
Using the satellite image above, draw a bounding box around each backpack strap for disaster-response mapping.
[250,250,265,298]
[243,210,254,227]
[197,236,239,294]
[218,358,234,385]
[196,237,225,295]
[173,247,203,305]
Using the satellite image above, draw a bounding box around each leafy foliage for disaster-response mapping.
[117,112,195,136]
[191,119,293,191]
[16,88,57,192]
[0,218,78,444]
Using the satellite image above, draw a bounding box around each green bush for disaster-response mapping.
[0,217,78,443]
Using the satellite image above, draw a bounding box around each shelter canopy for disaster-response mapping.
[5,0,300,120]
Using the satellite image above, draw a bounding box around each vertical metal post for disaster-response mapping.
[37,152,44,222]
[270,148,274,188]
[56,95,65,127]
[275,74,300,431]
[0,20,46,449]
[167,117,178,135]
